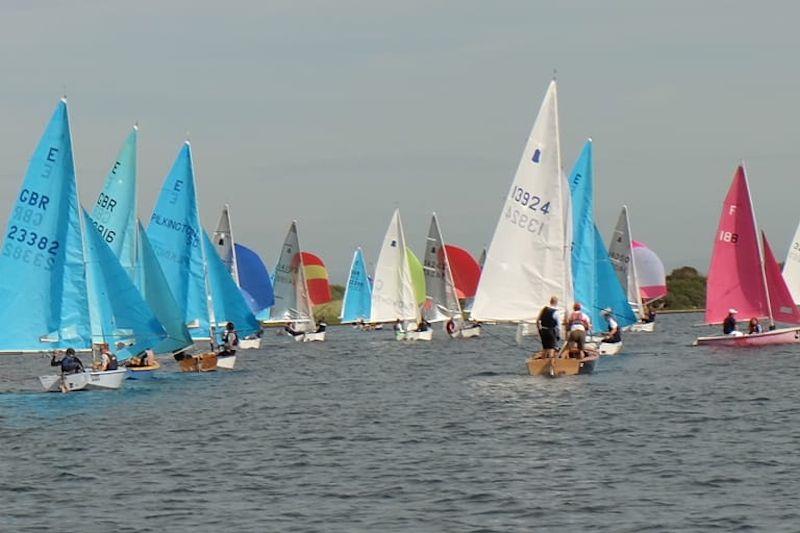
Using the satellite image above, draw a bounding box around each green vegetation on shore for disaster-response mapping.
[662,266,706,310]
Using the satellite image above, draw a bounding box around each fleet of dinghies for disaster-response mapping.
[9,81,736,392]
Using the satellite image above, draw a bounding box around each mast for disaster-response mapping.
[552,78,570,312]
[225,204,241,286]
[624,205,644,314]
[742,163,774,327]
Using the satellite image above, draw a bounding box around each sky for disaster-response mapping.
[1,1,799,282]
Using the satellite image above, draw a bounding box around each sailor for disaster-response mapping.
[564,303,592,355]
[50,348,84,374]
[723,309,741,336]
[416,319,430,332]
[643,305,656,324]
[601,308,622,343]
[221,322,239,355]
[393,319,404,332]
[97,343,118,371]
[747,317,763,335]
[536,296,561,356]
[316,322,327,333]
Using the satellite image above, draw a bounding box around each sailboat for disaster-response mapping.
[422,213,480,338]
[370,209,430,340]
[267,221,325,342]
[694,165,800,346]
[472,80,592,376]
[148,142,259,370]
[212,205,268,349]
[90,126,193,374]
[568,140,637,355]
[608,206,667,332]
[340,247,372,325]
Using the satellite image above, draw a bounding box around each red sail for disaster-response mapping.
[443,245,480,299]
[299,252,332,305]
[761,232,800,324]
[704,166,769,323]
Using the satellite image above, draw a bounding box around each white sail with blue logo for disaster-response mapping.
[268,221,315,330]
[147,142,216,341]
[0,99,92,352]
[340,247,372,323]
[568,140,636,330]
[370,209,419,324]
[472,80,573,322]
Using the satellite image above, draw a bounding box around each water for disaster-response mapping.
[2,313,799,532]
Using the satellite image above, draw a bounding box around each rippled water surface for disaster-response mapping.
[2,313,800,532]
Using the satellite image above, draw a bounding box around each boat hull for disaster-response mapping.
[39,368,128,392]
[396,329,433,341]
[598,342,623,356]
[693,327,800,347]
[456,326,481,339]
[126,360,161,378]
[629,322,655,333]
[238,338,261,350]
[526,352,598,377]
[178,352,218,372]
[293,331,326,342]
[216,354,237,369]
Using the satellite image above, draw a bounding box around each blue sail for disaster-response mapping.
[0,99,91,351]
[147,142,210,339]
[234,243,274,313]
[90,126,137,278]
[341,247,372,323]
[203,231,260,339]
[135,222,194,354]
[568,140,635,329]
[83,211,167,360]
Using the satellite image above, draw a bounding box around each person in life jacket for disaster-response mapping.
[601,308,622,344]
[536,296,562,357]
[50,347,85,374]
[95,343,118,371]
[221,322,239,356]
[563,302,592,356]
[723,309,742,336]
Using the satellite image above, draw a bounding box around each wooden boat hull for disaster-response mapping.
[293,331,326,342]
[238,338,261,350]
[216,354,237,369]
[526,352,598,377]
[178,352,218,372]
[396,329,433,341]
[598,342,623,356]
[39,368,128,392]
[126,360,161,378]
[629,322,655,332]
[693,327,800,347]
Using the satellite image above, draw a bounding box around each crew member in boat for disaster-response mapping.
[642,305,656,323]
[50,348,85,374]
[601,308,622,344]
[220,322,239,355]
[536,296,561,357]
[563,303,592,357]
[315,321,327,333]
[415,318,430,332]
[393,319,404,333]
[284,323,305,337]
[723,308,743,336]
[94,343,118,371]
[126,348,157,367]
[747,317,763,335]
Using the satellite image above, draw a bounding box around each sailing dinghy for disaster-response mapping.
[694,165,800,346]
[471,80,595,376]
[267,222,325,342]
[340,247,372,326]
[370,209,431,340]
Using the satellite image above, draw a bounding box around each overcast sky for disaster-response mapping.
[1,1,799,281]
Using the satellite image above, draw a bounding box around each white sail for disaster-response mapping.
[294,251,316,332]
[212,204,239,285]
[370,209,419,323]
[422,213,462,322]
[608,205,643,316]
[471,80,571,321]
[269,221,313,325]
[783,220,800,304]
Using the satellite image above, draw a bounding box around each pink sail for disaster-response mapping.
[704,166,769,324]
[762,232,800,324]
[632,240,667,301]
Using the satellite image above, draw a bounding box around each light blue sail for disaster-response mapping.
[147,142,210,339]
[0,99,91,351]
[341,247,372,323]
[83,210,167,360]
[234,243,274,314]
[135,222,194,354]
[568,140,636,330]
[90,126,137,277]
[203,231,260,340]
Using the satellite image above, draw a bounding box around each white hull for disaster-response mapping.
[396,329,433,341]
[693,327,800,347]
[238,338,261,350]
[457,326,481,338]
[294,331,326,342]
[216,354,237,369]
[628,322,655,333]
[39,368,128,392]
[598,342,623,356]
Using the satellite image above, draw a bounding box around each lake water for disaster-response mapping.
[2,312,799,532]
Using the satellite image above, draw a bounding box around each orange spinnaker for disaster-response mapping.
[299,252,332,305]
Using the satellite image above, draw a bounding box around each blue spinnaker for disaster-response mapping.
[147,142,210,339]
[568,140,636,329]
[341,248,372,323]
[234,243,274,313]
[0,99,91,351]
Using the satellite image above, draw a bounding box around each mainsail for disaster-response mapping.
[340,247,372,323]
[212,204,239,285]
[608,206,644,315]
[370,209,419,323]
[422,214,462,322]
[269,221,316,330]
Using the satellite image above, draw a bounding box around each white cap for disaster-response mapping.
[729,308,738,314]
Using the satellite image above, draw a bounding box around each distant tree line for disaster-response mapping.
[661,266,706,310]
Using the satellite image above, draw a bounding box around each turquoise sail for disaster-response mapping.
[341,247,372,323]
[568,140,636,329]
[147,142,210,339]
[0,99,91,351]
[135,222,194,354]
[90,126,137,278]
[83,210,167,360]
[203,231,260,340]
